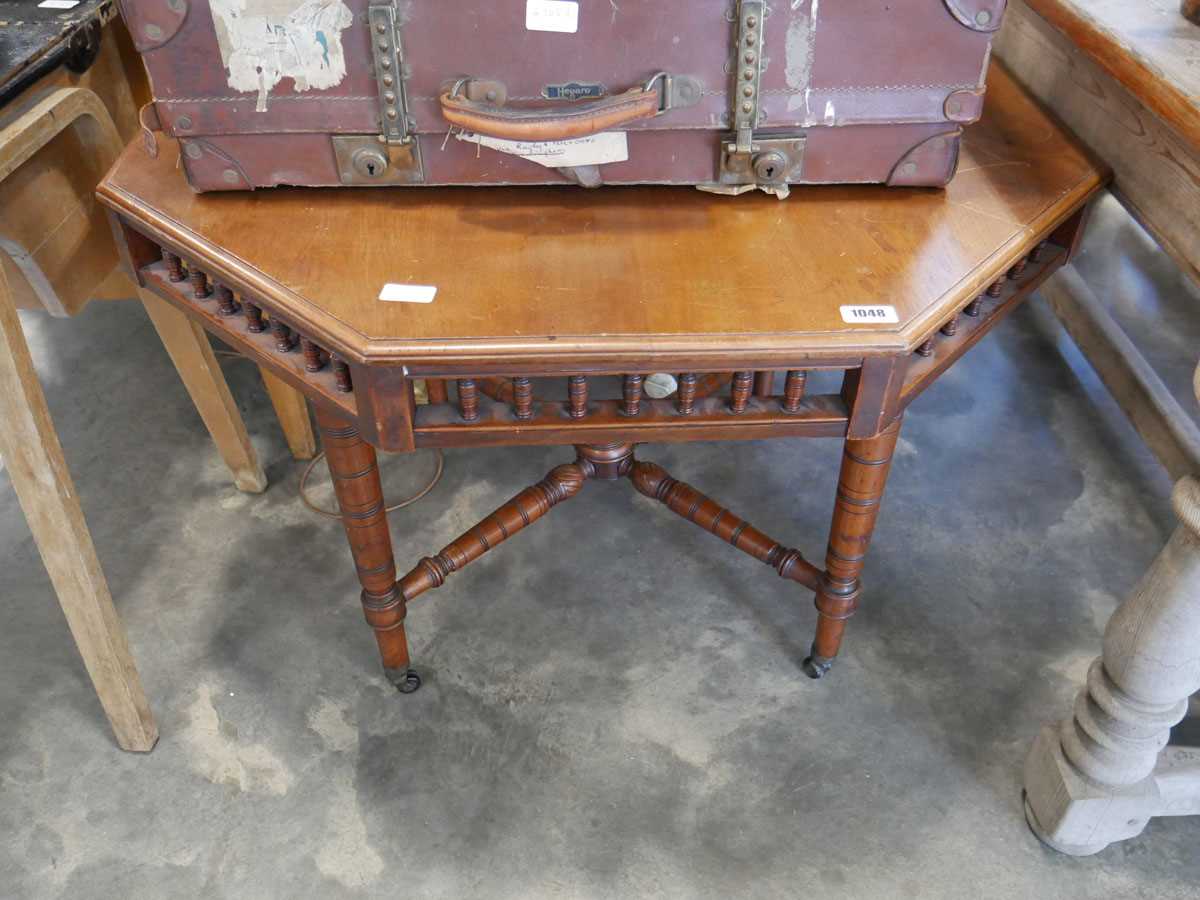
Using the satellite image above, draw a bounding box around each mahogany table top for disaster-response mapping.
[98,63,1105,369]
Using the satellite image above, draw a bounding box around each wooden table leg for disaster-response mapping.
[258,366,317,460]
[1023,367,1200,854]
[425,379,449,404]
[0,268,157,751]
[314,406,420,693]
[804,418,902,678]
[139,290,268,493]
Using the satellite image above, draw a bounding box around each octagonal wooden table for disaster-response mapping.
[97,64,1106,693]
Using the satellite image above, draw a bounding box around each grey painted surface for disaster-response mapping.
[1025,476,1200,855]
[2,197,1199,898]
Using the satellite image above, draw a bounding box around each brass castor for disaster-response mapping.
[802,650,833,680]
[388,669,422,694]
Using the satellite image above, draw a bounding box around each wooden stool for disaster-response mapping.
[97,64,1107,692]
[0,6,314,748]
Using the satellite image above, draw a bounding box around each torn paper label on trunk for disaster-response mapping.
[525,0,579,33]
[210,0,353,111]
[454,132,629,168]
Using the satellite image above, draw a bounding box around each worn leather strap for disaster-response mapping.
[439,86,661,142]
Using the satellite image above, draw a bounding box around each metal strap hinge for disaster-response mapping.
[716,1,806,188]
[732,0,765,154]
[368,0,411,144]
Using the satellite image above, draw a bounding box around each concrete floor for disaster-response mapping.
[3,195,1200,899]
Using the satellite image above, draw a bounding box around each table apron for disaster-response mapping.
[107,206,1088,453]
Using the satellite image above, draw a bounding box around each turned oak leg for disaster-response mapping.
[804,418,902,678]
[314,407,419,693]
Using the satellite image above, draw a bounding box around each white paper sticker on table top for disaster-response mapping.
[840,305,900,325]
[38,0,82,8]
[456,131,628,169]
[210,0,354,112]
[526,0,579,33]
[379,284,438,304]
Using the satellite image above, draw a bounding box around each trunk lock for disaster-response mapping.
[352,146,389,179]
[754,150,788,182]
[335,0,425,186]
[717,1,806,188]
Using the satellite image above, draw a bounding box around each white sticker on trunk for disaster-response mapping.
[455,131,628,169]
[526,0,579,33]
[379,284,438,304]
[840,305,900,324]
[210,0,354,112]
[38,0,82,8]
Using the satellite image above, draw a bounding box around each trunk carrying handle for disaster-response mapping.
[439,73,690,142]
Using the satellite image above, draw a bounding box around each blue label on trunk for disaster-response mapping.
[542,82,607,101]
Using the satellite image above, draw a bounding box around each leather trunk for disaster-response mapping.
[119,0,1008,192]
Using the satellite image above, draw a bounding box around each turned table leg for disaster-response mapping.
[804,418,902,678]
[314,407,419,693]
[1024,474,1200,854]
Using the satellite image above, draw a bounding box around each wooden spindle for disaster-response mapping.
[457,379,479,421]
[244,302,265,332]
[301,338,325,372]
[753,372,774,397]
[986,279,1004,298]
[916,338,936,357]
[730,371,754,413]
[677,373,698,416]
[631,461,822,591]
[964,297,983,318]
[783,370,808,413]
[568,375,589,419]
[398,463,586,605]
[215,284,238,316]
[272,319,293,352]
[941,314,960,337]
[1030,240,1049,263]
[513,377,534,420]
[162,249,185,282]
[1009,257,1029,279]
[332,358,353,393]
[189,268,211,299]
[622,374,644,416]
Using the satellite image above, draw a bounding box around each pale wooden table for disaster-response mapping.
[996,1,1200,854]
[0,6,316,749]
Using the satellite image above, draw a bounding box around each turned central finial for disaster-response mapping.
[575,442,636,480]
